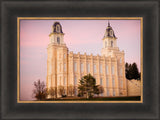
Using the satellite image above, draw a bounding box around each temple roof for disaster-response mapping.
[52,22,63,33]
[103,22,117,39]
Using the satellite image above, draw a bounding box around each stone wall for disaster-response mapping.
[67,51,127,96]
[127,79,141,96]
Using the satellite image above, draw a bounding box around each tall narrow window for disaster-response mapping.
[81,63,83,73]
[57,37,60,44]
[64,77,66,86]
[113,90,116,96]
[106,78,109,87]
[111,41,113,47]
[100,64,102,74]
[56,25,60,32]
[94,64,96,73]
[74,62,77,72]
[74,76,77,86]
[112,78,115,87]
[112,65,114,75]
[87,63,90,73]
[64,63,66,72]
[106,65,108,74]
[64,54,66,59]
[100,78,103,85]
[110,30,113,36]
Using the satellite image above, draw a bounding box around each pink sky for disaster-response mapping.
[20,19,141,100]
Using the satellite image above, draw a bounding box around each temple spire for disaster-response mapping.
[103,21,117,39]
[108,20,110,27]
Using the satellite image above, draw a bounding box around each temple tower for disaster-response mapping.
[46,22,68,98]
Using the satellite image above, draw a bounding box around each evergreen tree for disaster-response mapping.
[125,62,129,79]
[94,85,104,96]
[128,63,132,79]
[125,62,141,80]
[78,74,96,99]
[131,63,140,80]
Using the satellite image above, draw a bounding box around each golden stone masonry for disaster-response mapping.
[46,22,127,97]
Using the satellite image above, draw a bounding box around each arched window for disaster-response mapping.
[110,30,113,36]
[111,41,113,47]
[57,37,60,44]
[56,25,60,32]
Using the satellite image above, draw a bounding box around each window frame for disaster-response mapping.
[56,25,60,32]
[111,65,114,75]
[57,37,60,44]
[111,41,113,47]
[112,78,115,87]
[74,62,77,72]
[106,65,108,74]
[80,63,83,73]
[93,64,96,73]
[87,63,90,73]
[64,63,66,72]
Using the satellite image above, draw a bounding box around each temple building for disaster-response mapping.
[46,21,127,97]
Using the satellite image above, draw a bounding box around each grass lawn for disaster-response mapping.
[45,96,141,101]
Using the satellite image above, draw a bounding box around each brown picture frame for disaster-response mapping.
[1,0,159,119]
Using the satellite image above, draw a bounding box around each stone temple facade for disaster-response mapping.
[46,21,127,97]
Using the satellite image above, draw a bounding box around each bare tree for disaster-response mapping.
[33,79,48,100]
[68,85,76,96]
[58,85,65,97]
[48,87,56,99]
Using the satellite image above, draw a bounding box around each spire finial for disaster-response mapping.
[108,20,110,27]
